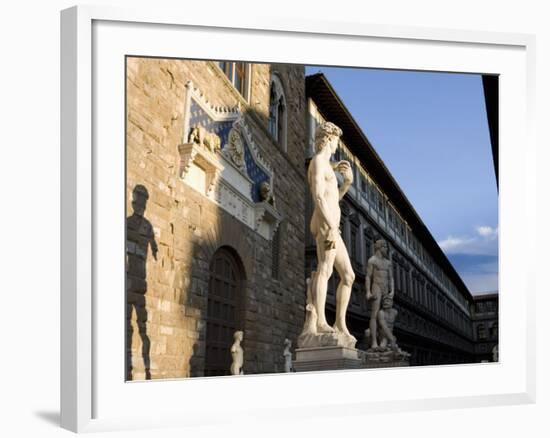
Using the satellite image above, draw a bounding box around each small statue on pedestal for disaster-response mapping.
[230,330,244,375]
[365,239,394,350]
[364,239,410,364]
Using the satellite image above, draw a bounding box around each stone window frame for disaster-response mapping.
[360,175,368,197]
[490,321,498,339]
[477,323,487,340]
[215,61,252,102]
[364,228,373,261]
[349,222,358,262]
[268,73,288,152]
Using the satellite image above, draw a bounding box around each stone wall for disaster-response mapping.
[126,58,307,379]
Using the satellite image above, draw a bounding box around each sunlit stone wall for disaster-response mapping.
[126,58,307,379]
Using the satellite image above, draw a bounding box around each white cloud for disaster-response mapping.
[437,236,475,252]
[476,225,498,239]
[437,225,499,293]
[437,225,498,255]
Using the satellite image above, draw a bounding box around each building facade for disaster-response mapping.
[126,60,498,380]
[472,293,499,362]
[305,74,478,365]
[126,58,308,379]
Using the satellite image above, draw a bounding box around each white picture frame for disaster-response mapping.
[60,4,536,433]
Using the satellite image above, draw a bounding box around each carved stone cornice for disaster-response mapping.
[232,116,273,175]
[178,142,223,196]
[185,80,240,119]
[254,201,283,240]
[178,82,282,241]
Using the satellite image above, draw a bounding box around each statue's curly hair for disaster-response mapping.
[314,121,342,152]
[375,238,387,250]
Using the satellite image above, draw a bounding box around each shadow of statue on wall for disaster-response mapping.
[126,184,158,380]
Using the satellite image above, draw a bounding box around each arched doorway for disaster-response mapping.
[204,247,245,376]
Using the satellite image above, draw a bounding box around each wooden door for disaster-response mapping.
[204,248,243,376]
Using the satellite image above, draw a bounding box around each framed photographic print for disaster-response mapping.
[61,5,536,433]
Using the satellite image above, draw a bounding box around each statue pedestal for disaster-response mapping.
[362,348,411,368]
[298,331,357,349]
[295,323,361,371]
[293,346,363,372]
[363,360,410,368]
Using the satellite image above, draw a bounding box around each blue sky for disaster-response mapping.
[305,66,498,295]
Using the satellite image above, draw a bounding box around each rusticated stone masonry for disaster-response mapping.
[126,58,307,379]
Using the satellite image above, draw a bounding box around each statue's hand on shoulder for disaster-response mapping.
[335,160,353,184]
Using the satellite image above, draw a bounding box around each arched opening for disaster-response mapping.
[268,73,287,151]
[204,246,246,376]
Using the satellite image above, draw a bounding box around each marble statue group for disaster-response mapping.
[297,120,409,366]
[232,120,409,376]
[364,239,409,360]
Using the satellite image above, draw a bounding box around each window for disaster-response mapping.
[272,225,281,279]
[350,225,358,261]
[377,188,385,215]
[364,233,373,259]
[217,61,249,99]
[477,324,487,340]
[308,116,319,157]
[369,182,377,207]
[388,207,396,229]
[394,264,400,292]
[490,322,498,339]
[397,220,402,238]
[234,62,246,94]
[268,74,287,151]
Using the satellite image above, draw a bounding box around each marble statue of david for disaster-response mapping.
[308,121,356,337]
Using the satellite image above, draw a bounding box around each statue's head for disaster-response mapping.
[234,330,244,342]
[284,338,291,347]
[131,184,149,216]
[314,121,342,154]
[375,238,388,257]
[382,295,393,309]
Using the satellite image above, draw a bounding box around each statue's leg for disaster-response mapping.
[377,309,394,349]
[333,235,355,336]
[369,286,381,349]
[313,237,336,333]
